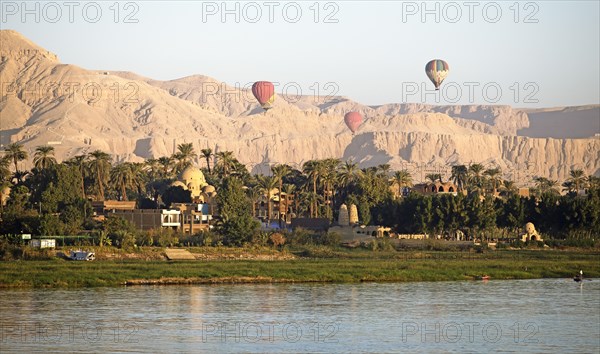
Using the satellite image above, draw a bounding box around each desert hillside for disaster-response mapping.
[0,30,598,183]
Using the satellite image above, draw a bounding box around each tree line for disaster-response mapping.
[1,142,598,243]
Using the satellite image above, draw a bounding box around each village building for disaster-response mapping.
[92,165,216,233]
[411,181,459,196]
[91,200,136,216]
[171,202,213,234]
[170,166,218,204]
[112,209,181,231]
[255,188,295,226]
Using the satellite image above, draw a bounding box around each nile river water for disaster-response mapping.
[1,279,598,353]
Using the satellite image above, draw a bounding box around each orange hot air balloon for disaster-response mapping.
[252,81,275,110]
[344,111,363,134]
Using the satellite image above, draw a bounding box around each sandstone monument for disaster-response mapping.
[349,204,359,225]
[338,204,349,226]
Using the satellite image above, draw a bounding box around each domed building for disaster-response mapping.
[173,166,208,199]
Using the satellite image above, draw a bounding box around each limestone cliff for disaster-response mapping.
[0,30,598,184]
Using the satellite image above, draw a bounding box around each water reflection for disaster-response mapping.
[0,279,598,353]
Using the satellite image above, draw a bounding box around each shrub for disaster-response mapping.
[287,228,317,246]
[137,230,155,247]
[270,233,286,248]
[319,232,341,246]
[113,230,136,249]
[156,228,179,247]
[252,232,270,247]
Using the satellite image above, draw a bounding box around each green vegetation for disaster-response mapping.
[1,144,598,247]
[0,248,597,288]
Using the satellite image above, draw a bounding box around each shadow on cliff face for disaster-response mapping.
[342,132,392,167]
[134,138,152,159]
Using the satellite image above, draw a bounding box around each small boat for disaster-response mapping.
[574,270,583,282]
[69,250,96,261]
[475,275,490,281]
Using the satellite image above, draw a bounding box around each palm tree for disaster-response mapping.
[0,157,11,211]
[64,154,88,198]
[587,175,600,192]
[215,151,236,177]
[130,162,147,197]
[561,180,576,195]
[88,150,112,201]
[201,148,213,174]
[425,173,442,183]
[484,167,502,195]
[282,183,297,217]
[501,180,517,196]
[304,191,321,218]
[392,170,412,197]
[145,158,160,180]
[173,143,196,174]
[4,143,28,173]
[246,185,261,217]
[320,159,340,219]
[12,170,29,185]
[468,163,485,193]
[0,156,11,182]
[450,165,468,192]
[302,160,323,217]
[157,156,174,178]
[257,174,278,225]
[110,163,134,200]
[533,176,559,195]
[376,163,391,177]
[271,164,291,226]
[567,169,586,193]
[338,160,362,189]
[33,145,57,170]
[546,179,559,194]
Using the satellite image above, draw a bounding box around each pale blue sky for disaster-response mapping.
[2,1,599,107]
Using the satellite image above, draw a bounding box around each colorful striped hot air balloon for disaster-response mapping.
[344,111,363,134]
[252,81,275,110]
[425,59,449,90]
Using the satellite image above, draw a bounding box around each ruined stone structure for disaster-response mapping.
[338,204,349,226]
[349,204,359,225]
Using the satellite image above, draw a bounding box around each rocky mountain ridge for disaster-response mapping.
[1,30,598,182]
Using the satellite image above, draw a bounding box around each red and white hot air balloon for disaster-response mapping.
[252,81,275,110]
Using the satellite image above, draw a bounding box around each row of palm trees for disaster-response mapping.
[535,169,596,196]
[0,142,244,202]
[447,164,503,194]
[2,142,598,221]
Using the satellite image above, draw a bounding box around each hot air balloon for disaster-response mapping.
[344,111,363,134]
[252,81,275,110]
[425,59,449,90]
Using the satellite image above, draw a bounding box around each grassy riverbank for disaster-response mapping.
[0,247,598,288]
